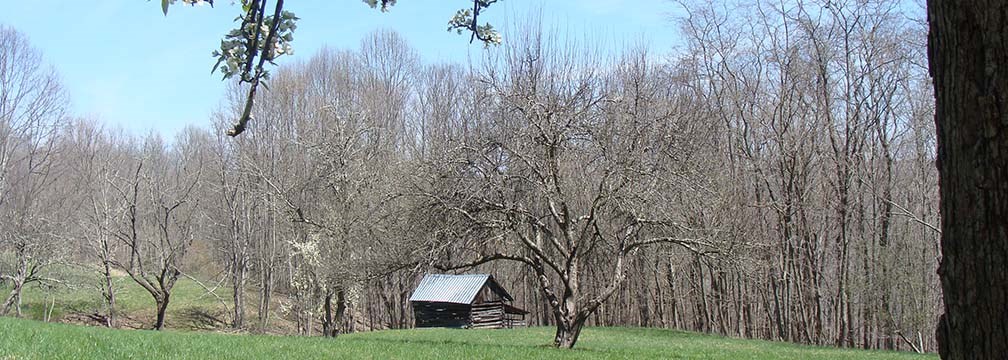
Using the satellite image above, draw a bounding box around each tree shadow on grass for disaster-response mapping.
[175,306,227,330]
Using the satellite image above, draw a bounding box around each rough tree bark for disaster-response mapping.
[928,1,1008,358]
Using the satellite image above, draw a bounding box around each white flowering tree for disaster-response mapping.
[158,0,502,137]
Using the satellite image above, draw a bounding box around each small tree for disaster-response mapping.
[66,118,132,327]
[111,130,208,330]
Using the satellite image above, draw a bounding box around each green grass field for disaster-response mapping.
[0,317,936,360]
[0,266,937,359]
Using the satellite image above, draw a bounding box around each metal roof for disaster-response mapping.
[408,274,512,304]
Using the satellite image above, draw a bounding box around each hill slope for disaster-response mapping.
[0,317,934,360]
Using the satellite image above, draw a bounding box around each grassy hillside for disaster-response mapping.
[0,317,935,360]
[0,265,241,331]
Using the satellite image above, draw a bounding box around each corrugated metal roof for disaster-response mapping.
[409,274,500,304]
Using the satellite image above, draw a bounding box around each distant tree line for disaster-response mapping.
[0,0,939,351]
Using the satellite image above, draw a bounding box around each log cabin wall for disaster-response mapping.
[470,301,505,329]
[411,301,472,328]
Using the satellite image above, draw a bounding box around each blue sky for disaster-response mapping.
[0,1,680,138]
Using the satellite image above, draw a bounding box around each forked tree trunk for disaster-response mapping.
[927,1,1008,358]
[544,263,593,349]
[322,289,347,338]
[554,312,587,349]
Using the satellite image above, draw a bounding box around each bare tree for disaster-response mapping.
[207,127,258,329]
[111,129,208,330]
[424,27,720,348]
[0,25,68,317]
[0,9,950,351]
[672,0,939,350]
[237,30,422,336]
[65,118,133,327]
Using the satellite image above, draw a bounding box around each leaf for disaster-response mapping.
[161,0,170,15]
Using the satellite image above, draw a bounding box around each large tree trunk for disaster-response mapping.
[927,1,1008,358]
[554,313,587,349]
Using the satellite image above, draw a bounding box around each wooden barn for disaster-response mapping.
[409,274,528,329]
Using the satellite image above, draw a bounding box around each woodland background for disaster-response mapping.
[0,0,939,352]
